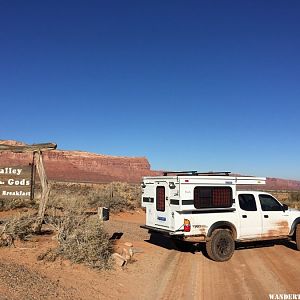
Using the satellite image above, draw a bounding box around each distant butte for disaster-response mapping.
[0,140,159,183]
[0,140,299,190]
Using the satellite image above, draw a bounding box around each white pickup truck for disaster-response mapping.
[141,171,300,261]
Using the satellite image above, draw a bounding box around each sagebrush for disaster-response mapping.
[0,198,36,211]
[47,181,141,212]
[42,213,114,269]
[0,214,37,246]
[286,192,300,208]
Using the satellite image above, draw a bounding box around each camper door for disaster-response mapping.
[154,182,171,229]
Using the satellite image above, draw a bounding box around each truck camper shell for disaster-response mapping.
[141,171,266,233]
[142,172,265,211]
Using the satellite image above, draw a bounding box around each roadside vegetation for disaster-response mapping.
[268,190,300,209]
[0,181,141,213]
[46,181,141,213]
[0,214,36,247]
[0,181,140,269]
[40,212,114,269]
[286,191,300,208]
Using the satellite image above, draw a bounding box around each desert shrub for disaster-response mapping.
[0,214,37,246]
[48,181,141,213]
[286,192,300,208]
[44,213,114,270]
[0,198,36,211]
[89,193,134,212]
[46,182,92,210]
[87,182,141,212]
[0,181,142,213]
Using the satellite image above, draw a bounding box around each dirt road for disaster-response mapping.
[147,241,300,300]
[0,210,300,300]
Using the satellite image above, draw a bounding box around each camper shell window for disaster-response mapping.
[194,186,233,209]
[156,186,165,212]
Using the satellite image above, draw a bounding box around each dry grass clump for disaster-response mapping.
[42,213,114,270]
[0,214,37,246]
[262,190,300,209]
[0,198,36,211]
[286,192,300,209]
[88,182,141,212]
[48,181,141,213]
[0,181,141,213]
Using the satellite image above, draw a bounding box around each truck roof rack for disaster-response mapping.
[195,171,231,176]
[163,171,231,176]
[163,171,198,176]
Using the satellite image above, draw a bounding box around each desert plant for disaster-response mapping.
[47,181,141,213]
[87,182,141,212]
[44,212,114,270]
[0,198,36,211]
[0,214,37,246]
[286,192,300,208]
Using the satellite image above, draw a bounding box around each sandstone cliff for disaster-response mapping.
[0,140,299,190]
[0,140,158,183]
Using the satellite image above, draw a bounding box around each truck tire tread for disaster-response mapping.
[206,229,235,262]
[296,224,300,251]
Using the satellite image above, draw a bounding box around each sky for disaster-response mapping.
[0,1,299,179]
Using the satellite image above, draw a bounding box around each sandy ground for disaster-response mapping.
[0,209,300,300]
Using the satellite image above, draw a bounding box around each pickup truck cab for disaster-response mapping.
[141,171,300,261]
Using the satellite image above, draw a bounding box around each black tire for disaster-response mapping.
[296,224,300,251]
[206,229,235,262]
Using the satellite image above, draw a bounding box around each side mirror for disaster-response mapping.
[282,204,288,212]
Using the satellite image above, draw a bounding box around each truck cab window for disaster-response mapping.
[238,194,257,211]
[259,194,282,211]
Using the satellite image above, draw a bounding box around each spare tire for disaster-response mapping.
[206,229,235,262]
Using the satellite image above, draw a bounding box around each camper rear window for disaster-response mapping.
[194,187,233,209]
[156,186,165,212]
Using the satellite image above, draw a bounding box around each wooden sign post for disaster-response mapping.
[0,142,57,233]
[33,150,51,232]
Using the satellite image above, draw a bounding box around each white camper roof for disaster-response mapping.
[143,171,266,186]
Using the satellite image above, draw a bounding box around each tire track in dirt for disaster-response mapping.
[145,250,181,300]
[153,244,300,300]
[256,245,300,294]
[161,252,195,300]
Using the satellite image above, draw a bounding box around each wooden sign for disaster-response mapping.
[0,165,33,199]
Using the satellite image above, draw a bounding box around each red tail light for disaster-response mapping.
[184,219,191,232]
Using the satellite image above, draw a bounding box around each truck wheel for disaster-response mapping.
[296,224,300,251]
[206,229,235,262]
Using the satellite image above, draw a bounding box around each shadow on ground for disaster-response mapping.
[145,233,298,260]
[145,233,207,255]
[236,239,297,251]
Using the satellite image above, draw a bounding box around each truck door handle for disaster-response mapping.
[242,215,247,218]
[264,215,269,218]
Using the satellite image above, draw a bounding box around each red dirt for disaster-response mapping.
[0,210,300,299]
